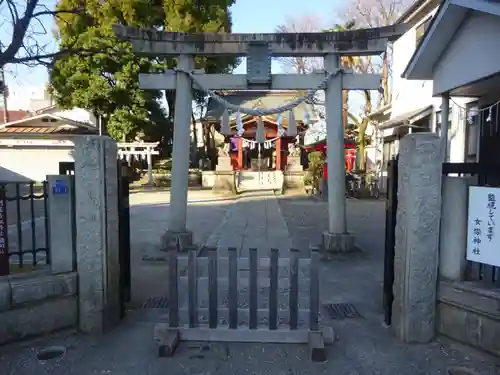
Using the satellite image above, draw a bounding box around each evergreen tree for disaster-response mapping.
[51,0,237,145]
[50,0,166,140]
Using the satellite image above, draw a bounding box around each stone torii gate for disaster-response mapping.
[117,142,159,185]
[113,25,405,253]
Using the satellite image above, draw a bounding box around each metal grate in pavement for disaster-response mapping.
[323,303,362,320]
[141,296,169,309]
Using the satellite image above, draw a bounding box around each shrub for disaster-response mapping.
[306,151,324,191]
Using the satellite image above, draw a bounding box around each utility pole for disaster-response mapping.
[0,43,9,124]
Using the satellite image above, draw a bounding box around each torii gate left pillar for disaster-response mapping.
[113,25,406,252]
[163,54,194,248]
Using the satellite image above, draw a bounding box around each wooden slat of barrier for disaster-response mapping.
[158,246,332,361]
[208,247,218,329]
[228,247,238,329]
[249,248,258,329]
[178,307,311,327]
[309,247,320,331]
[177,256,311,268]
[289,248,299,330]
[269,248,279,330]
[168,243,179,327]
[179,276,311,288]
[177,326,312,344]
[188,248,198,327]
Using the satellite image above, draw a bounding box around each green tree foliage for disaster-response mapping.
[50,0,237,145]
[161,0,238,128]
[50,0,167,141]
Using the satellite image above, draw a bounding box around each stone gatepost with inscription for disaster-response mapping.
[392,133,443,343]
[73,136,121,334]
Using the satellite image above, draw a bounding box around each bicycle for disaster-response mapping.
[345,172,361,198]
[362,169,382,199]
[367,177,380,199]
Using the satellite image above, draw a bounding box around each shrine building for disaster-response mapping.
[203,91,311,171]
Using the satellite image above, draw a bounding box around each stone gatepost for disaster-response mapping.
[74,136,121,334]
[392,133,442,343]
[439,176,475,281]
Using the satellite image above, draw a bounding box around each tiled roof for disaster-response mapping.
[0,126,95,134]
[0,112,97,135]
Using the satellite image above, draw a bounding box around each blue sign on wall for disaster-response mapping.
[52,180,69,195]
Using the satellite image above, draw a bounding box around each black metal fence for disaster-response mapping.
[383,156,398,326]
[442,162,500,287]
[0,181,50,275]
[118,160,131,318]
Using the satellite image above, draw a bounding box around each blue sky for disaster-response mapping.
[4,0,345,107]
[232,0,332,32]
[231,0,334,74]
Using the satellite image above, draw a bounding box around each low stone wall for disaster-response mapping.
[202,171,215,188]
[437,280,500,356]
[205,171,304,188]
[0,272,78,344]
[283,171,304,191]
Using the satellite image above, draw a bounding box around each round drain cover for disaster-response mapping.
[36,346,66,361]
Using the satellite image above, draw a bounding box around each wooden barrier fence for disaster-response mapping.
[154,245,333,361]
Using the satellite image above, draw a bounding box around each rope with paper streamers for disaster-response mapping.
[241,138,278,150]
[175,67,340,141]
[449,98,500,126]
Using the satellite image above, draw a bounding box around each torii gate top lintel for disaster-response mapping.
[112,24,408,57]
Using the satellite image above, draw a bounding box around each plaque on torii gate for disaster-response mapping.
[113,25,406,253]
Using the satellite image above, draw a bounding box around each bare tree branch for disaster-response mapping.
[275,14,323,74]
[336,0,414,107]
[8,45,119,66]
[0,0,87,68]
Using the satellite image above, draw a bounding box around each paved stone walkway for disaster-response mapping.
[204,191,292,257]
[0,192,498,375]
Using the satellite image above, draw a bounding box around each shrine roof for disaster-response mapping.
[203,91,316,125]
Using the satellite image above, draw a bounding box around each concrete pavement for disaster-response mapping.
[0,192,498,375]
[128,190,234,308]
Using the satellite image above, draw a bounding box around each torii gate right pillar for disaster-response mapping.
[322,54,354,252]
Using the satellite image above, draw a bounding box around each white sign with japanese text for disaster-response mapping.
[467,186,499,266]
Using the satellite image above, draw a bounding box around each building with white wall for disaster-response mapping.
[402,0,500,355]
[403,0,499,166]
[0,112,97,182]
[373,0,479,184]
[36,104,98,127]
